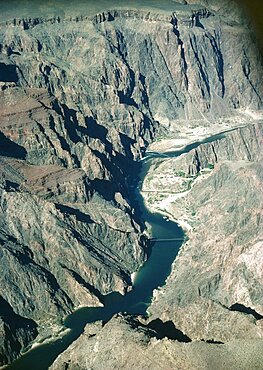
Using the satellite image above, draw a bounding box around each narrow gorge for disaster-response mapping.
[0,1,262,369]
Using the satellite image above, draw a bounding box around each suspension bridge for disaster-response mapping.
[149,238,185,243]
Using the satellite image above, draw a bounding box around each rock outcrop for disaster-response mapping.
[0,297,37,365]
[0,0,262,367]
[49,314,263,370]
[148,123,263,343]
[0,84,149,365]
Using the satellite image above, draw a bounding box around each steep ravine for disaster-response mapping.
[0,86,150,366]
[0,0,263,368]
[145,122,263,342]
[3,156,184,369]
[49,124,263,370]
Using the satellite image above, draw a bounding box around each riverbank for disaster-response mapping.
[148,114,263,153]
[148,121,263,345]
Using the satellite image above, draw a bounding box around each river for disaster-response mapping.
[6,129,233,370]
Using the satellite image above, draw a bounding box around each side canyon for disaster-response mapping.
[0,0,262,369]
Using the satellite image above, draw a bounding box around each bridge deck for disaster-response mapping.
[149,238,184,242]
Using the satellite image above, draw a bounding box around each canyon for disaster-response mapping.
[0,0,262,369]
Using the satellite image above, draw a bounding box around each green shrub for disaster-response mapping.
[175,170,185,177]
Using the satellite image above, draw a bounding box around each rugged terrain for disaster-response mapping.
[50,313,263,370]
[50,123,263,370]
[145,123,263,342]
[0,0,262,368]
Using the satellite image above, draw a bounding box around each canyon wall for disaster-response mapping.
[0,0,262,366]
[148,123,263,342]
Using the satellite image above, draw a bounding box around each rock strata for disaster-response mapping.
[0,0,262,366]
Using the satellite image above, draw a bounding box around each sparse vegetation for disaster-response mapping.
[207,163,214,170]
[182,179,194,191]
[147,175,154,182]
[175,170,186,177]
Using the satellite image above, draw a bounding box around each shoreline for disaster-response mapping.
[147,118,261,154]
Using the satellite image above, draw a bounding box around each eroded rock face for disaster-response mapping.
[0,0,262,366]
[1,0,262,126]
[0,87,147,341]
[159,122,263,176]
[0,297,38,365]
[49,314,263,370]
[148,124,263,342]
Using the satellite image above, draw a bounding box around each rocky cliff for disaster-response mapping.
[160,122,263,176]
[147,123,263,343]
[49,314,263,370]
[0,0,262,367]
[48,120,263,370]
[0,82,151,364]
